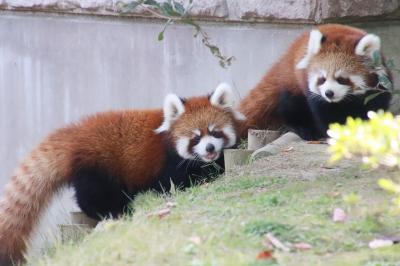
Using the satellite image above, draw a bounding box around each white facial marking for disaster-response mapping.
[296,29,323,69]
[155,94,185,133]
[308,69,327,94]
[193,136,224,162]
[355,34,381,58]
[309,69,358,102]
[222,125,237,148]
[176,137,194,160]
[349,75,367,94]
[208,124,216,132]
[319,79,349,102]
[334,69,347,78]
[192,129,201,136]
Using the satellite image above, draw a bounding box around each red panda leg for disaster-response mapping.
[276,90,324,140]
[72,167,133,220]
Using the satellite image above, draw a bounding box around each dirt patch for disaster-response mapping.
[230,142,359,180]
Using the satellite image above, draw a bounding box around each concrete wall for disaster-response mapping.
[1,0,400,23]
[0,11,399,255]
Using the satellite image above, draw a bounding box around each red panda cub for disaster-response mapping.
[0,83,245,264]
[239,24,392,140]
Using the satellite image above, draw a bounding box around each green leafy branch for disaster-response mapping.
[328,111,400,212]
[119,0,234,68]
[364,51,397,104]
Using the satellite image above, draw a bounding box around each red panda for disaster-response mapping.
[239,24,392,140]
[0,83,245,264]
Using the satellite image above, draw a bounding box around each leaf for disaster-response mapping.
[364,91,384,105]
[122,1,141,11]
[256,250,274,260]
[283,146,294,152]
[165,201,177,208]
[293,242,312,251]
[343,192,361,205]
[378,178,400,193]
[158,30,164,41]
[182,18,198,28]
[372,50,382,66]
[265,233,290,252]
[387,59,395,69]
[207,44,220,56]
[161,2,180,16]
[189,235,202,245]
[144,0,159,6]
[307,140,327,144]
[147,208,171,219]
[378,74,393,90]
[332,208,346,222]
[172,1,185,15]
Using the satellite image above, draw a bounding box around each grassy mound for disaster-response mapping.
[30,144,400,266]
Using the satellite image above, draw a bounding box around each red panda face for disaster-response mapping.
[155,83,245,162]
[308,52,372,102]
[297,28,390,103]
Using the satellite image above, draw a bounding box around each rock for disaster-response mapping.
[369,239,394,249]
[187,0,228,18]
[248,129,281,151]
[227,0,318,21]
[251,132,303,161]
[70,211,98,228]
[224,149,253,172]
[1,0,400,23]
[318,0,399,22]
[59,224,92,243]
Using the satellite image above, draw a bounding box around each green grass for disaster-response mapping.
[29,167,400,266]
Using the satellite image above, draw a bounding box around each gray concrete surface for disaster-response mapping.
[2,0,400,23]
[0,12,399,255]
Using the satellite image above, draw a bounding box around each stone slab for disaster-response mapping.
[1,0,399,23]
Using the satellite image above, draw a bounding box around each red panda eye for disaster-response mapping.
[192,136,201,145]
[337,77,351,85]
[317,77,326,85]
[210,131,224,138]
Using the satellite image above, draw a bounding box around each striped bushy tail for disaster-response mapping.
[0,129,74,264]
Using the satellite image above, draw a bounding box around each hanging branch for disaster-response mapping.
[120,0,235,68]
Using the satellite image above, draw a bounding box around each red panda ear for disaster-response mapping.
[210,83,235,108]
[296,29,324,70]
[155,94,185,133]
[210,83,246,121]
[355,34,381,58]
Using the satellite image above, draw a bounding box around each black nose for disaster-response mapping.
[325,90,334,99]
[206,143,215,153]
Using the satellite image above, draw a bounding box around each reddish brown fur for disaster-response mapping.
[238,24,369,136]
[0,94,237,263]
[0,126,77,262]
[71,109,166,190]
